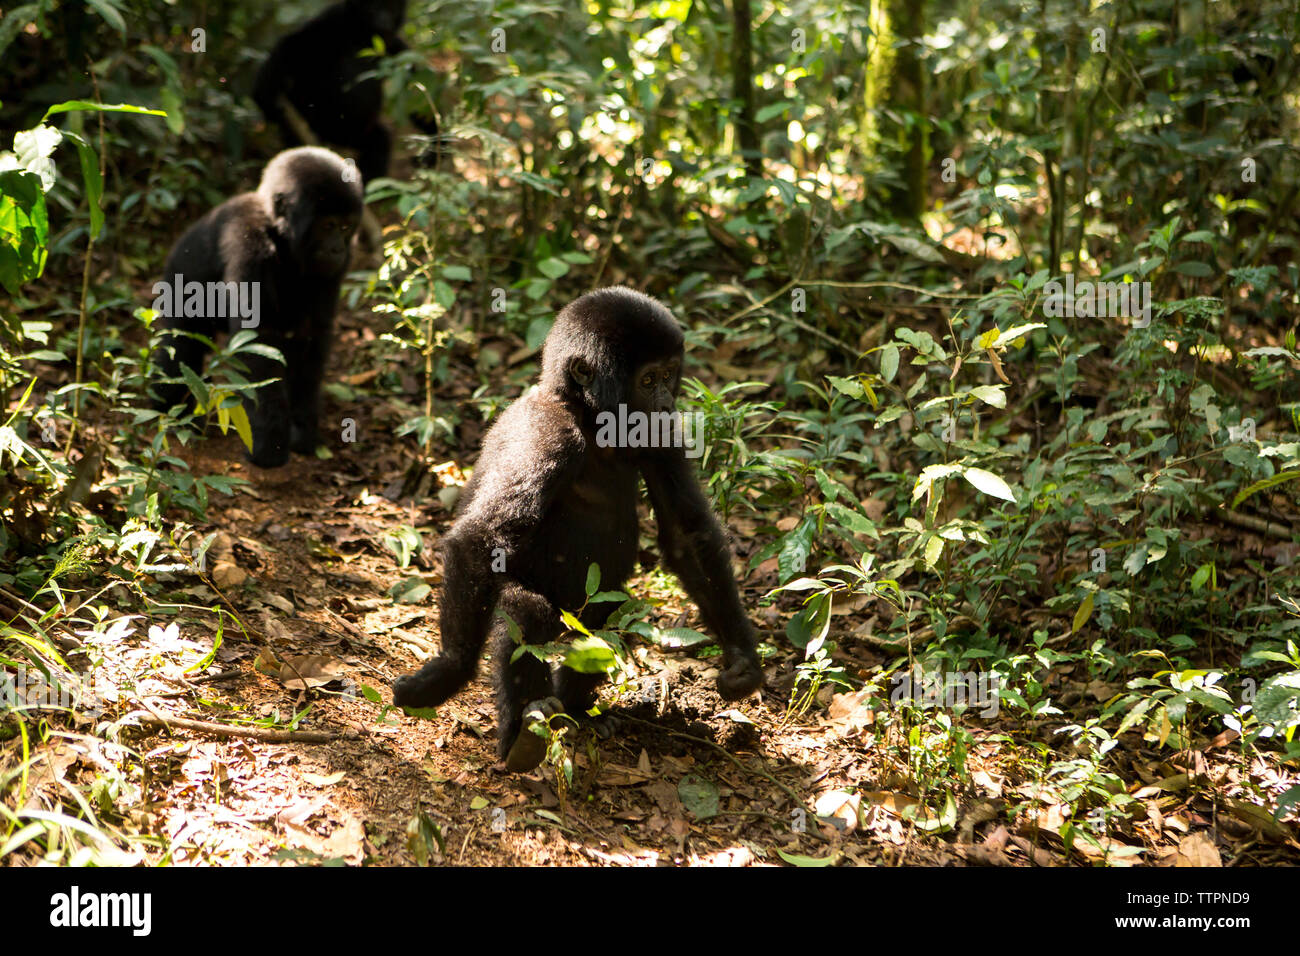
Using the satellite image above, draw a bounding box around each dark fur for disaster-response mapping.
[153,147,363,468]
[253,0,440,180]
[392,287,764,765]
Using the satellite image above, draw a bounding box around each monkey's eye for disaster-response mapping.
[571,360,593,386]
[662,369,674,382]
[640,373,654,389]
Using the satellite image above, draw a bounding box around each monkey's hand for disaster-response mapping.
[717,652,763,700]
[392,655,474,709]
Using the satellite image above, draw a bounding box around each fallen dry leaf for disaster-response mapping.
[278,654,347,690]
[1175,831,1221,867]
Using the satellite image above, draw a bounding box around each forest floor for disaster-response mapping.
[8,286,1299,868]
[56,301,915,867]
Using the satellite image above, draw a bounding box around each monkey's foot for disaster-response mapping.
[289,423,319,455]
[503,697,566,773]
[717,656,764,700]
[576,710,619,740]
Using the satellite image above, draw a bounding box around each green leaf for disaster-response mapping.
[961,467,1016,502]
[895,327,944,360]
[776,849,839,867]
[388,577,431,604]
[537,257,569,279]
[41,101,166,123]
[913,463,962,500]
[380,525,422,569]
[1231,470,1300,509]
[0,169,50,293]
[827,375,865,400]
[585,563,600,597]
[992,323,1045,348]
[228,402,253,452]
[923,534,944,569]
[61,131,104,238]
[786,591,830,650]
[562,636,616,674]
[880,344,899,382]
[873,405,906,427]
[968,385,1006,408]
[400,705,439,720]
[559,608,589,635]
[883,233,945,264]
[824,502,878,537]
[1072,591,1095,633]
[179,363,208,408]
[777,515,815,582]
[677,774,719,820]
[83,0,127,32]
[1254,673,1300,728]
[1122,544,1148,577]
[650,627,711,649]
[1274,786,1300,823]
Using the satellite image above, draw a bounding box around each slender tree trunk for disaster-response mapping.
[885,0,928,220]
[731,0,762,179]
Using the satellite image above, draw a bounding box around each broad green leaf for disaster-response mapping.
[562,635,617,674]
[776,849,839,867]
[828,375,864,400]
[1274,786,1300,823]
[968,385,1006,408]
[1254,673,1300,727]
[962,467,1015,502]
[537,257,568,279]
[677,774,719,820]
[880,344,899,382]
[913,463,962,500]
[228,402,253,451]
[1072,591,1095,633]
[824,502,878,537]
[388,577,431,604]
[923,534,944,569]
[650,627,710,648]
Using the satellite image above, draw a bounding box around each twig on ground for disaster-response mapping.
[125,708,357,743]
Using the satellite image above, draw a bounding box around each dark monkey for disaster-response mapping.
[153,147,362,468]
[253,0,442,181]
[393,287,763,770]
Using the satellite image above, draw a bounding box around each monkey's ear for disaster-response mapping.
[271,192,293,222]
[569,358,593,388]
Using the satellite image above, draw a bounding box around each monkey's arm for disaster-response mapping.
[642,453,763,700]
[252,47,296,141]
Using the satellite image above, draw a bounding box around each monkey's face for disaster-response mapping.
[284,207,358,276]
[630,356,681,414]
[304,212,359,275]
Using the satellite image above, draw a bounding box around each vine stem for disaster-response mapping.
[65,85,108,454]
